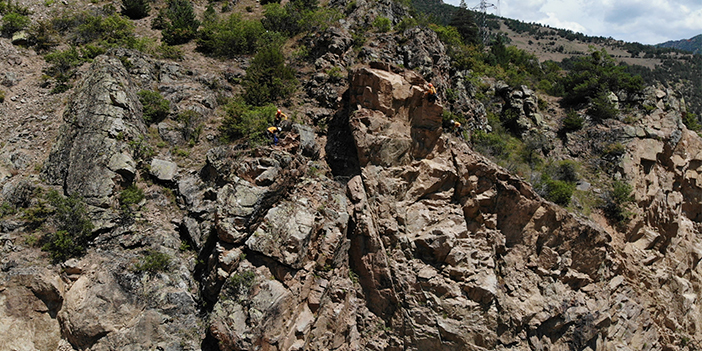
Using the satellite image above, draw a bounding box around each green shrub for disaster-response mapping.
[157,43,183,60]
[138,90,170,124]
[197,13,265,57]
[243,44,297,106]
[81,44,105,59]
[471,129,507,158]
[0,89,4,103]
[120,184,144,207]
[128,135,155,162]
[542,177,576,206]
[682,111,701,131]
[560,49,643,106]
[41,190,94,263]
[448,2,478,44]
[2,12,30,37]
[603,180,633,222]
[44,46,83,77]
[561,110,584,133]
[161,0,200,45]
[372,16,391,32]
[261,3,295,35]
[135,250,172,274]
[72,13,136,47]
[396,17,417,32]
[151,8,168,29]
[28,19,59,53]
[220,100,277,143]
[229,270,256,297]
[551,160,580,182]
[44,46,84,92]
[0,1,32,15]
[121,0,150,20]
[176,109,202,144]
[0,201,15,217]
[588,91,618,121]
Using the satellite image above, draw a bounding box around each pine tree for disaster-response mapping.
[449,0,479,45]
[121,0,151,20]
[162,0,200,45]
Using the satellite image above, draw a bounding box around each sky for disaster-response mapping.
[443,0,702,45]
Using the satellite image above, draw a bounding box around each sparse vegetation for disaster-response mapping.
[372,16,391,33]
[119,184,144,215]
[2,11,30,37]
[41,190,94,263]
[229,270,256,297]
[135,250,172,274]
[138,90,170,124]
[220,99,277,144]
[602,180,633,223]
[197,13,265,57]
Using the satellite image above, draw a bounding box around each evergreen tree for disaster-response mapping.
[243,44,297,106]
[162,0,200,45]
[449,0,478,45]
[121,0,151,20]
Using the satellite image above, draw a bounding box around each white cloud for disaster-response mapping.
[442,0,702,44]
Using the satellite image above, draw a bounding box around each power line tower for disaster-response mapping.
[471,0,498,44]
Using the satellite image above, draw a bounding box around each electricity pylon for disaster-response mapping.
[472,0,498,44]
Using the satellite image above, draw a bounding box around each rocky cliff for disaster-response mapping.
[2,1,702,350]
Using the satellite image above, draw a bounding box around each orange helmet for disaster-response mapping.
[277,109,281,113]
[428,83,433,87]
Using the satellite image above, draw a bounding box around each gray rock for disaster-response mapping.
[11,31,28,45]
[158,120,185,145]
[1,71,19,87]
[245,200,315,269]
[150,159,178,182]
[41,55,146,206]
[1,177,35,207]
[216,179,267,244]
[293,124,320,159]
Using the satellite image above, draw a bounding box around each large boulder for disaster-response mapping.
[42,55,145,206]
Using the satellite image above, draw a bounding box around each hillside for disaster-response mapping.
[658,34,702,55]
[2,0,702,350]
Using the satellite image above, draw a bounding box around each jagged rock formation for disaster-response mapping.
[3,49,702,350]
[2,5,702,350]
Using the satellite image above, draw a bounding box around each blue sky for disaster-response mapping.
[443,0,702,45]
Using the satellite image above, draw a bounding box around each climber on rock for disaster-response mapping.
[275,109,288,127]
[450,119,464,138]
[426,83,438,103]
[267,126,279,146]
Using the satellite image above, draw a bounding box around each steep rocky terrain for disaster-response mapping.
[2,0,702,350]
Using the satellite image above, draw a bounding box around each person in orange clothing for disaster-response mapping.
[267,126,279,145]
[275,109,288,127]
[426,83,438,103]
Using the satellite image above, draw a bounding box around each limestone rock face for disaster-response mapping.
[42,55,145,206]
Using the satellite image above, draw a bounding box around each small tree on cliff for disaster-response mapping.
[161,0,200,45]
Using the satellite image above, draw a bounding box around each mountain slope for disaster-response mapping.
[657,34,702,55]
